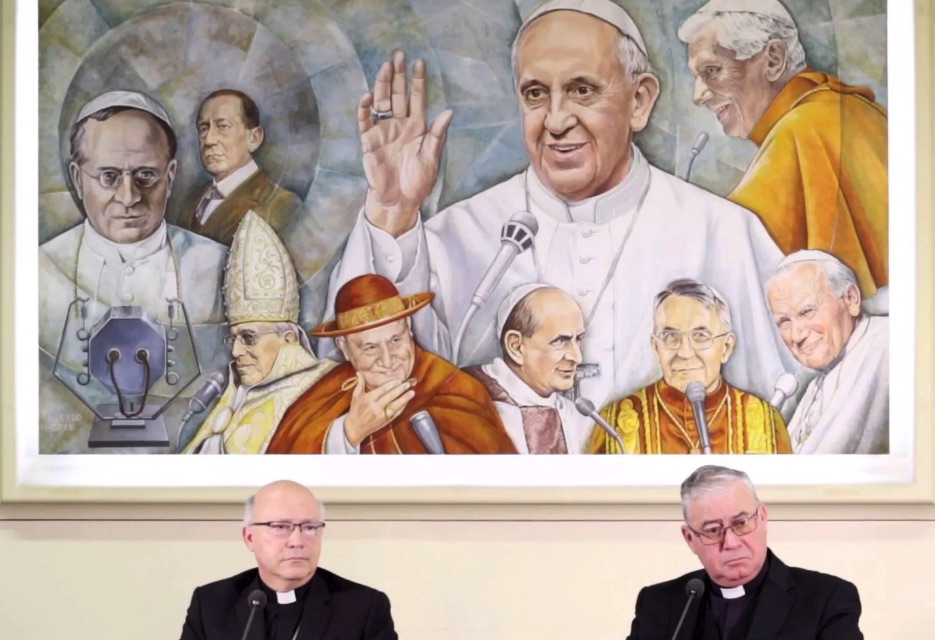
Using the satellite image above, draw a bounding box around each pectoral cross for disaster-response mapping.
[564,362,600,401]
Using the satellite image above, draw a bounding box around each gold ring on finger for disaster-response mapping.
[385,406,394,419]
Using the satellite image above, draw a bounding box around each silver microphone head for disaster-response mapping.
[685,380,707,403]
[773,372,798,398]
[574,396,596,417]
[691,131,709,154]
[502,211,539,251]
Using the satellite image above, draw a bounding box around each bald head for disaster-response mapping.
[243,480,326,592]
[244,480,324,525]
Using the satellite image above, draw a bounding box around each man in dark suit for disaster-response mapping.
[176,89,301,246]
[180,480,397,639]
[627,465,863,640]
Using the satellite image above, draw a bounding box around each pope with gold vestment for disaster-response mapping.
[182,212,335,454]
[589,278,792,455]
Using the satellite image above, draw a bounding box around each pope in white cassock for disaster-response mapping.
[38,90,229,453]
[181,212,336,455]
[327,0,796,409]
[766,250,889,454]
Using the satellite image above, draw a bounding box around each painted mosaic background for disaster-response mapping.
[37,0,887,330]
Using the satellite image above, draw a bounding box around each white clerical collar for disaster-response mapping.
[214,159,259,197]
[719,584,745,599]
[276,589,297,604]
[527,144,651,225]
[82,219,168,263]
[485,357,561,408]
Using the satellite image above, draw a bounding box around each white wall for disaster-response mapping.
[1,517,933,639]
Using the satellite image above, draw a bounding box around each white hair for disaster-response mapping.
[767,250,859,298]
[510,15,651,85]
[680,465,760,520]
[273,321,314,356]
[678,11,806,79]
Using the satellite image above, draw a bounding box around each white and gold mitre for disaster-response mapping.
[224,211,300,325]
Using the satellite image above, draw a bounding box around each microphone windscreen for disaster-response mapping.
[685,381,707,403]
[774,372,798,398]
[247,589,267,608]
[685,577,705,597]
[508,210,539,236]
[574,396,596,417]
[692,131,709,152]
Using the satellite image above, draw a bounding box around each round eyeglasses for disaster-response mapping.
[81,167,165,189]
[223,330,282,349]
[654,329,731,351]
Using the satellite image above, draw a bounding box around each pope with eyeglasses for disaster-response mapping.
[38,90,230,453]
[181,212,336,454]
[625,465,864,639]
[590,279,790,454]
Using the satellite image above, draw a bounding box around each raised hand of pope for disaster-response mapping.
[344,372,417,448]
[359,51,453,238]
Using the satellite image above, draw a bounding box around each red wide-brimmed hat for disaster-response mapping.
[311,274,434,337]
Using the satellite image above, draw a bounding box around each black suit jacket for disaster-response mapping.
[626,551,863,640]
[180,567,397,640]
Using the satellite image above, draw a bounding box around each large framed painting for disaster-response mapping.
[1,0,932,511]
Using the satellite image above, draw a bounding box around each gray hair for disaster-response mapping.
[273,321,315,356]
[766,250,859,298]
[680,465,760,520]
[243,493,327,525]
[653,278,733,331]
[678,12,806,80]
[511,15,651,84]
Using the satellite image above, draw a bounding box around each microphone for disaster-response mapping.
[241,589,267,640]
[684,131,709,183]
[175,370,226,451]
[410,410,446,454]
[685,381,712,455]
[670,578,705,640]
[574,397,626,452]
[769,372,798,410]
[452,212,539,362]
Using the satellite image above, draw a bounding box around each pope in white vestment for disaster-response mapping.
[324,0,796,409]
[37,89,229,453]
[39,222,230,453]
[786,315,889,454]
[330,147,794,408]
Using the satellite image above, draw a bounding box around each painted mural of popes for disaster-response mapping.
[36,0,889,458]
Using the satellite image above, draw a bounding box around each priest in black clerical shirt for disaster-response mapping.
[626,465,863,640]
[179,480,397,640]
[258,574,312,640]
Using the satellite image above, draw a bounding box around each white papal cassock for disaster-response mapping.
[38,221,229,453]
[327,147,797,408]
[786,315,889,454]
